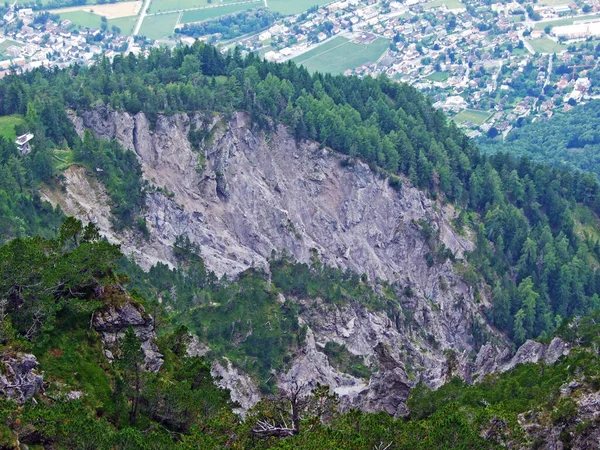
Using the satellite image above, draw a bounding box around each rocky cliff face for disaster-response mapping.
[57,107,517,414]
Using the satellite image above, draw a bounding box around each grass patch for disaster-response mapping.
[16,0,128,5]
[58,11,137,34]
[138,12,180,39]
[528,37,565,54]
[293,36,390,75]
[574,204,600,242]
[0,40,24,54]
[268,0,333,15]
[34,306,113,410]
[423,0,465,10]
[453,109,491,125]
[53,148,75,171]
[534,14,600,29]
[149,0,212,14]
[108,15,138,34]
[149,0,252,14]
[538,0,570,5]
[59,11,105,28]
[425,71,449,82]
[0,115,25,141]
[323,341,371,379]
[180,2,260,23]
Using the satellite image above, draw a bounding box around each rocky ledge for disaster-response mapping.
[0,353,43,404]
[92,287,163,373]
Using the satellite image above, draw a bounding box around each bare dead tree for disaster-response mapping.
[251,380,338,439]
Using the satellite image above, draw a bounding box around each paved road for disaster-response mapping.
[133,0,152,36]
[517,29,536,55]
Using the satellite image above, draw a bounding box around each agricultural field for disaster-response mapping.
[538,0,571,5]
[17,0,132,6]
[453,109,490,125]
[423,0,465,10]
[425,71,449,82]
[49,1,142,18]
[534,14,600,29]
[138,12,180,39]
[528,37,565,54]
[293,36,390,75]
[148,0,250,14]
[0,115,25,141]
[57,11,137,33]
[268,0,333,15]
[180,2,260,24]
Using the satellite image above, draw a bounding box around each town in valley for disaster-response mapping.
[3,0,600,138]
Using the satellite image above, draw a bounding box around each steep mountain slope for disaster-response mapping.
[38,107,512,413]
[4,41,600,448]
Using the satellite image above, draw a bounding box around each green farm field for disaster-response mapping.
[453,109,490,125]
[534,14,600,29]
[138,12,180,39]
[424,0,465,10]
[268,0,333,15]
[528,37,565,54]
[180,2,260,23]
[293,36,390,74]
[58,11,137,33]
[426,71,449,82]
[148,0,247,14]
[16,0,129,5]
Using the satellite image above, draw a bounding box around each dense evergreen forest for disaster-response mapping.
[480,100,600,180]
[3,42,600,447]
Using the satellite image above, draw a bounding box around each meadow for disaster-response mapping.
[453,109,490,125]
[0,114,25,141]
[293,36,390,74]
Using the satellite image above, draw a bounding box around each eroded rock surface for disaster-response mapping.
[92,287,163,373]
[0,353,43,404]
[474,337,571,380]
[56,107,515,416]
[211,358,261,417]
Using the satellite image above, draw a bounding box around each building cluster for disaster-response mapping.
[230,0,600,137]
[0,3,131,79]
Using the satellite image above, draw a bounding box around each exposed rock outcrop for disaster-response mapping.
[474,337,571,380]
[0,353,43,404]
[57,107,511,415]
[211,358,261,417]
[92,288,163,372]
[518,377,600,449]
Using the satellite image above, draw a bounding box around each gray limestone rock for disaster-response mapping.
[93,298,163,373]
[55,107,517,416]
[0,353,43,404]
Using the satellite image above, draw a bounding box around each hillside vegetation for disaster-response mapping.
[479,100,600,180]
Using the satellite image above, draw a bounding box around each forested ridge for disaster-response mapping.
[2,41,600,448]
